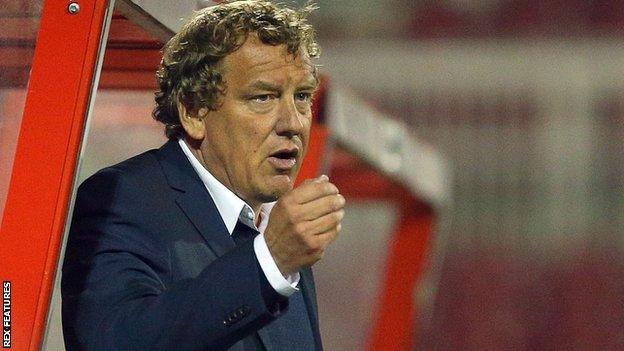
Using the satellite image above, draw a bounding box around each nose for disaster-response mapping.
[275,96,305,138]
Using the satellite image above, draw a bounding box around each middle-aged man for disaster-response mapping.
[61,1,345,350]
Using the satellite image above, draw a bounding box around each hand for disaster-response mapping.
[264,175,345,275]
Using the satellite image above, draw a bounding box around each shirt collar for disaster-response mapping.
[178,139,275,234]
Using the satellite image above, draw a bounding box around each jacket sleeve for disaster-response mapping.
[61,168,287,351]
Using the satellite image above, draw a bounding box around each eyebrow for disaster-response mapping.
[248,81,280,92]
[299,78,319,91]
[247,79,319,92]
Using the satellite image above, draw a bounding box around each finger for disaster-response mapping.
[290,178,339,204]
[299,174,328,185]
[298,194,345,221]
[301,209,345,236]
[308,225,341,248]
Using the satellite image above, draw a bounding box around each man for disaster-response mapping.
[61,1,344,350]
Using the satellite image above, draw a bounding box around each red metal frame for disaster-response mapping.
[0,0,111,349]
[327,150,435,351]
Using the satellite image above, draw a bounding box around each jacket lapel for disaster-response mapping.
[300,268,322,350]
[155,140,235,257]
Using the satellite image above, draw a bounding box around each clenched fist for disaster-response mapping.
[264,175,345,275]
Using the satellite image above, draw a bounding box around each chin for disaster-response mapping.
[259,175,293,201]
[257,190,285,203]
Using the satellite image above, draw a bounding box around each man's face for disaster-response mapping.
[196,36,317,207]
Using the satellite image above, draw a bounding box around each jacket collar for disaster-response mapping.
[155,139,235,257]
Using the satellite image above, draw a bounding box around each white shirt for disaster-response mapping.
[178,139,299,296]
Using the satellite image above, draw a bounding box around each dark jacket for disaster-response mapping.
[61,140,322,351]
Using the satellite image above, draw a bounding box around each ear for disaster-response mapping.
[177,100,207,141]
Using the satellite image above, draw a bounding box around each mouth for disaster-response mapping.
[268,147,299,171]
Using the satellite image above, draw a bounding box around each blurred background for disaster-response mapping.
[313,1,624,350]
[2,0,624,350]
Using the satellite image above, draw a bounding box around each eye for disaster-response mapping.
[251,94,274,103]
[295,92,313,103]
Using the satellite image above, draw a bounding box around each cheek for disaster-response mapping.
[246,130,264,158]
[242,129,267,169]
[301,120,312,147]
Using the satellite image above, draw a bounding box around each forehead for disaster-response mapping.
[221,36,316,87]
